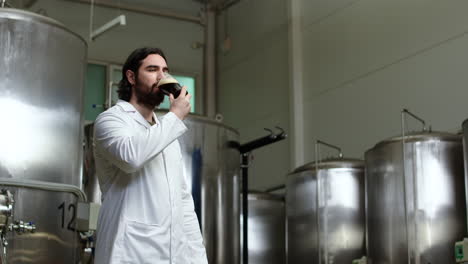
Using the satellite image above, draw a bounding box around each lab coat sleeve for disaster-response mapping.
[94,111,187,173]
[181,168,208,263]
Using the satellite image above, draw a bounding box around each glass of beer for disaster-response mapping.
[157,72,187,98]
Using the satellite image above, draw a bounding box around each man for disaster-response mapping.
[93,47,207,263]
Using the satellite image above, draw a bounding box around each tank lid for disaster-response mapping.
[247,191,284,201]
[155,110,239,135]
[291,157,364,174]
[0,8,86,46]
[372,131,460,149]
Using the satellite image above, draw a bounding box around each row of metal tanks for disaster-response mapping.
[232,125,468,264]
[242,115,468,264]
[285,127,467,264]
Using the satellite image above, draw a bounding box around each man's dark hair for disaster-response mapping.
[117,47,167,102]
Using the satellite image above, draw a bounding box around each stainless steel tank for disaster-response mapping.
[462,119,468,232]
[84,111,241,264]
[286,158,366,264]
[365,132,466,264]
[0,8,87,263]
[240,191,285,264]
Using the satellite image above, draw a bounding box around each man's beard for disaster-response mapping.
[134,81,165,108]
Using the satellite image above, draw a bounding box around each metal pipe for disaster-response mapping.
[0,178,87,202]
[402,108,427,132]
[238,127,287,264]
[314,142,321,264]
[400,110,412,264]
[64,0,204,25]
[314,139,343,264]
[241,153,249,264]
[315,140,343,160]
[204,4,216,117]
[239,128,286,154]
[90,14,126,41]
[88,0,95,41]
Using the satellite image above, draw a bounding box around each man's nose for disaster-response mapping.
[156,71,164,81]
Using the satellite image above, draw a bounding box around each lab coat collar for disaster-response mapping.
[116,100,158,128]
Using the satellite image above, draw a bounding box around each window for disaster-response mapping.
[84,63,106,122]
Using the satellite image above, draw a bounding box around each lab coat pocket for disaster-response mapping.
[121,220,170,263]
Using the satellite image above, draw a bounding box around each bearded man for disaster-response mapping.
[93,47,207,264]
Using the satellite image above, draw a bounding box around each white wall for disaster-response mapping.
[217,0,290,190]
[301,0,468,161]
[26,0,204,78]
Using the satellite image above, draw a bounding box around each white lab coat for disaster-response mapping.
[93,100,208,264]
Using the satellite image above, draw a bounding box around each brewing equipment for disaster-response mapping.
[240,192,285,264]
[365,110,466,264]
[286,141,366,264]
[0,8,87,263]
[454,119,468,263]
[463,120,468,224]
[84,111,241,264]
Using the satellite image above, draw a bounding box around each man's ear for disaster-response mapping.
[126,70,135,85]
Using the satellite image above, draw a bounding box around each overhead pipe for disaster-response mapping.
[64,0,204,25]
[237,127,287,264]
[204,4,216,117]
[90,14,126,41]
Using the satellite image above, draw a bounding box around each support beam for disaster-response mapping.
[288,0,305,169]
[204,5,216,117]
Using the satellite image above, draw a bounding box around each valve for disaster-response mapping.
[0,189,36,264]
[9,221,36,234]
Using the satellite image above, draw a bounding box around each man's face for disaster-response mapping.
[132,54,168,108]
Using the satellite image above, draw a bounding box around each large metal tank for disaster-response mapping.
[365,132,466,264]
[286,158,366,264]
[84,111,241,264]
[462,120,468,232]
[240,191,285,264]
[0,8,87,263]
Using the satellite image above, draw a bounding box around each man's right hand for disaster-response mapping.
[169,86,191,120]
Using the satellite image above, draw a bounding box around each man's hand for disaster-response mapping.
[169,86,191,120]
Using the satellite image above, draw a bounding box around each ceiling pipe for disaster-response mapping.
[203,4,216,117]
[64,0,204,25]
[90,14,126,41]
